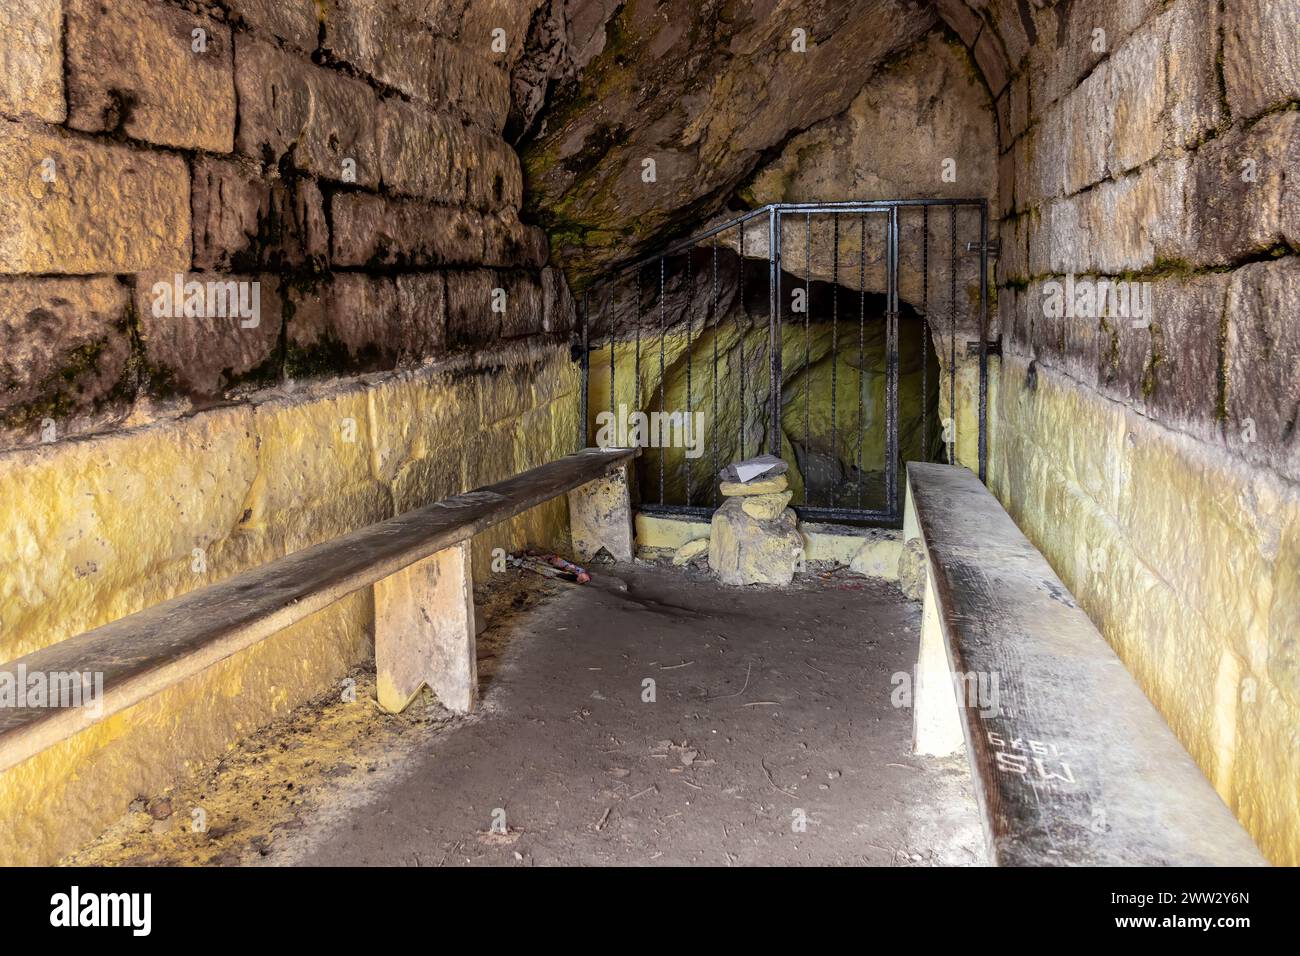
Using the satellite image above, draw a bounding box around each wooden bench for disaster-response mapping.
[904,462,1266,866]
[0,448,638,776]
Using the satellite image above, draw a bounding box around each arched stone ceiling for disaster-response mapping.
[506,0,1036,281]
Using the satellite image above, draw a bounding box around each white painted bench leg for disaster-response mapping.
[913,564,965,757]
[374,539,477,714]
[567,463,634,562]
[903,472,921,544]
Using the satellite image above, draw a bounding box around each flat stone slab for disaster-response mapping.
[719,475,789,496]
[740,491,793,519]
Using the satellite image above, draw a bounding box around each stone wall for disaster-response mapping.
[949,0,1299,863]
[0,346,580,864]
[0,0,566,450]
[0,0,580,863]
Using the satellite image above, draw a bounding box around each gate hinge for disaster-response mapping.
[965,239,1002,257]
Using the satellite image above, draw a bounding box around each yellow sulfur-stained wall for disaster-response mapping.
[0,346,581,865]
[992,356,1300,865]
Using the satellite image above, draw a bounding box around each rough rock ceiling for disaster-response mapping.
[510,0,941,282]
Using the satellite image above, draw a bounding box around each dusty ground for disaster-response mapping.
[68,561,983,867]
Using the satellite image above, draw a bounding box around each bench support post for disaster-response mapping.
[567,462,634,562]
[374,540,476,714]
[913,565,965,757]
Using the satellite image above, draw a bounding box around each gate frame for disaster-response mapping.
[577,199,991,528]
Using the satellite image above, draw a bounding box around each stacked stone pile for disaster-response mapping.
[708,471,805,587]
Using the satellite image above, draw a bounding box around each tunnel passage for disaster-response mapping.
[0,0,1295,867]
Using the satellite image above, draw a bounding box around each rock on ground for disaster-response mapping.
[708,497,804,586]
[898,537,926,601]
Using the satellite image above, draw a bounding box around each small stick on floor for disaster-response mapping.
[761,756,797,799]
[706,662,753,701]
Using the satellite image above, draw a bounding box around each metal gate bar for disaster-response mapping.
[577,199,990,527]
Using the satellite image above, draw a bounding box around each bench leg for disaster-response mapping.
[374,540,477,714]
[913,565,965,757]
[567,463,634,562]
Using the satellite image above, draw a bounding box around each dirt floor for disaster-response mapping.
[68,560,984,867]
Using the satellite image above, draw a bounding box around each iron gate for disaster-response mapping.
[577,199,990,527]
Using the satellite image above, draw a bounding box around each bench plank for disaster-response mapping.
[907,462,1265,866]
[0,448,637,774]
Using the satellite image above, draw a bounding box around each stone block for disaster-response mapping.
[226,0,320,51]
[1105,27,1165,176]
[672,537,710,565]
[997,148,1016,220]
[331,193,487,267]
[896,537,925,599]
[1225,258,1300,480]
[461,126,524,210]
[378,98,521,210]
[322,0,434,92]
[323,1,510,130]
[445,269,497,347]
[1084,156,1190,274]
[0,0,64,122]
[134,272,283,398]
[1223,0,1300,121]
[457,0,543,66]
[1028,0,1160,108]
[720,474,789,496]
[1163,0,1224,150]
[932,0,981,46]
[973,25,1009,96]
[0,119,190,274]
[484,213,549,269]
[428,37,512,132]
[1145,272,1229,433]
[1061,62,1112,195]
[1185,111,1300,268]
[249,382,392,558]
[65,0,235,152]
[286,272,446,373]
[0,402,260,655]
[999,213,1030,284]
[498,271,546,340]
[741,490,793,519]
[191,155,327,272]
[1007,72,1031,144]
[541,265,575,335]
[378,98,460,203]
[0,277,132,442]
[1096,313,1153,410]
[235,36,380,187]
